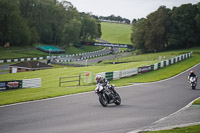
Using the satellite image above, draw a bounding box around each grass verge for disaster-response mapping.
[144,124,200,133]
[193,98,200,105]
[101,22,132,44]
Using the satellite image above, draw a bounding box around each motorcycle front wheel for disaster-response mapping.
[114,92,121,105]
[192,85,196,89]
[192,83,196,89]
[99,93,108,107]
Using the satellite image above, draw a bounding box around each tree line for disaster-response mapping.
[98,15,130,24]
[0,0,101,48]
[131,3,200,53]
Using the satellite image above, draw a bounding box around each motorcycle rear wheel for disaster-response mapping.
[114,93,121,105]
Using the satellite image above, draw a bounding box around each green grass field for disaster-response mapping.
[101,22,132,44]
[146,124,200,133]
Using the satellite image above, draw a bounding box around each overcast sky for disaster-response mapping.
[63,0,199,20]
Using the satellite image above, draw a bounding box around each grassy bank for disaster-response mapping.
[145,124,200,133]
[193,99,200,104]
[101,22,132,44]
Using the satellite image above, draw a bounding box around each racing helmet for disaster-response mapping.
[190,70,194,74]
[96,75,101,82]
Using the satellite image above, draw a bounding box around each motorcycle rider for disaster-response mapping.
[188,70,198,81]
[95,75,115,98]
[96,75,110,87]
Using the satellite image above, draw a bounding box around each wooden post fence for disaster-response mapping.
[59,74,81,87]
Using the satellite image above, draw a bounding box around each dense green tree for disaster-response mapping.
[144,6,171,52]
[131,3,200,53]
[0,0,31,46]
[62,18,81,48]
[0,0,102,47]
[131,6,171,52]
[131,18,146,51]
[195,2,200,45]
[168,4,198,49]
[80,14,101,42]
[99,15,130,24]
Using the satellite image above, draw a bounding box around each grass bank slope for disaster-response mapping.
[101,22,132,44]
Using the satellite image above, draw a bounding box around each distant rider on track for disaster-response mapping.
[188,70,198,81]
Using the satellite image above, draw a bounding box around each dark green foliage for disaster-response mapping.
[131,18,146,51]
[195,3,200,45]
[0,0,101,47]
[80,13,101,42]
[168,4,198,49]
[144,6,171,52]
[131,2,200,52]
[99,14,130,24]
[0,0,31,46]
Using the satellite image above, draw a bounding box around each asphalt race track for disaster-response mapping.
[0,64,200,133]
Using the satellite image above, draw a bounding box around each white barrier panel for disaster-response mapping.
[166,60,169,66]
[179,55,182,61]
[183,54,185,59]
[160,61,164,68]
[171,58,174,64]
[22,78,41,88]
[120,68,138,78]
[96,72,106,78]
[154,63,158,70]
[175,57,178,63]
[113,71,120,80]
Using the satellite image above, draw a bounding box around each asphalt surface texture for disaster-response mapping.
[129,98,200,133]
[0,65,200,133]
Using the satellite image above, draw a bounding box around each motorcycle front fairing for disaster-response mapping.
[95,83,104,94]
